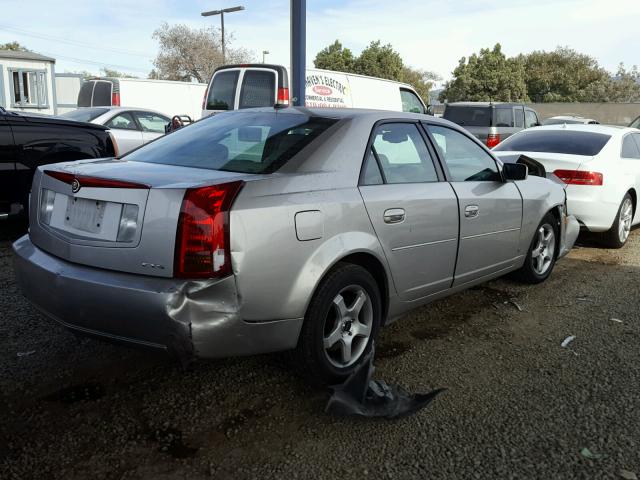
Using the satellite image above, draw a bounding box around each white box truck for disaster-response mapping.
[77,77,207,120]
[201,64,429,117]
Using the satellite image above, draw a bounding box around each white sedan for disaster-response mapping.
[60,107,170,154]
[493,124,640,248]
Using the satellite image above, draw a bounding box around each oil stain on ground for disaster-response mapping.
[42,383,105,404]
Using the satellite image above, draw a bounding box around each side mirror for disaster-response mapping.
[502,162,528,181]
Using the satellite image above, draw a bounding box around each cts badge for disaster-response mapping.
[71,179,81,193]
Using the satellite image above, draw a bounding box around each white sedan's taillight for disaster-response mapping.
[40,189,55,225]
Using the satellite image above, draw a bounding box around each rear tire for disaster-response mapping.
[293,263,382,385]
[512,212,559,284]
[601,193,633,249]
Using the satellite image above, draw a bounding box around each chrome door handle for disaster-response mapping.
[464,205,479,218]
[383,208,405,224]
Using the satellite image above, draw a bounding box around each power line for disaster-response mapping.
[38,50,151,74]
[0,23,154,58]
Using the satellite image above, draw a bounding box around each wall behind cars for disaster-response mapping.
[433,103,640,126]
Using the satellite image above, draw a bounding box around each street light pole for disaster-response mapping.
[262,50,269,63]
[201,5,245,65]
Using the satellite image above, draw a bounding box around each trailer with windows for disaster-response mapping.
[0,50,56,115]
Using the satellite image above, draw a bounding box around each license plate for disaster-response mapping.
[64,197,106,233]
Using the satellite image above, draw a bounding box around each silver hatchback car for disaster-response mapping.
[13,108,579,382]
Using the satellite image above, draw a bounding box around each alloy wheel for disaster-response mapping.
[323,285,373,368]
[618,198,633,244]
[532,224,555,275]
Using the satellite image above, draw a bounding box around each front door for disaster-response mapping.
[359,122,460,301]
[425,123,523,286]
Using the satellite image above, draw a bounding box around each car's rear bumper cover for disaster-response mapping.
[12,235,302,361]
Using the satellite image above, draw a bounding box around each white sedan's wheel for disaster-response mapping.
[602,193,634,249]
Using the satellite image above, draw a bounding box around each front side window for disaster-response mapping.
[630,116,640,129]
[525,110,539,128]
[106,113,138,130]
[400,89,424,114]
[371,123,438,184]
[428,125,501,182]
[135,112,170,133]
[126,112,337,174]
[621,134,640,159]
[207,70,239,110]
[239,70,276,109]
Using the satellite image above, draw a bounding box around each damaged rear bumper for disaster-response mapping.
[12,235,302,361]
[559,213,580,259]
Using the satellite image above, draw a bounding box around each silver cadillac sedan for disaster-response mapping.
[13,107,579,383]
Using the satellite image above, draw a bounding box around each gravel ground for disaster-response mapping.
[1,221,639,480]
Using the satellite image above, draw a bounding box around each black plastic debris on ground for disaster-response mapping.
[326,345,446,419]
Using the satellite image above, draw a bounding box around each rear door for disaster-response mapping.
[359,121,459,301]
[104,112,143,153]
[425,123,523,286]
[133,111,170,144]
[204,68,241,116]
[237,69,277,109]
[442,105,491,142]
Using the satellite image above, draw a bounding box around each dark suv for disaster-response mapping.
[1,107,117,219]
[442,102,541,148]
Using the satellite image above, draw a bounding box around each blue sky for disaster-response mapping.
[1,0,638,85]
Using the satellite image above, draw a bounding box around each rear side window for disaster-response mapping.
[93,81,112,106]
[621,134,640,159]
[494,108,513,127]
[207,70,239,110]
[494,130,611,156]
[514,108,524,128]
[400,89,424,114]
[428,125,501,182]
[443,106,490,126]
[239,71,275,109]
[371,123,438,184]
[126,112,337,174]
[77,82,94,107]
[525,110,539,128]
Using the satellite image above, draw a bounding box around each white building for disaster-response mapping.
[0,50,57,114]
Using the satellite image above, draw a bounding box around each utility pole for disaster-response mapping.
[201,5,245,65]
[290,0,306,106]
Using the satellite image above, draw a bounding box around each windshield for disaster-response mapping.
[494,130,611,156]
[60,108,109,123]
[126,111,338,174]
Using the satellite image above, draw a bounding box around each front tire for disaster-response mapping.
[294,263,382,385]
[512,213,558,284]
[601,193,633,249]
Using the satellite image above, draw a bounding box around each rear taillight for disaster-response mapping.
[554,169,603,186]
[277,87,290,106]
[486,133,501,148]
[174,181,244,278]
[111,92,120,106]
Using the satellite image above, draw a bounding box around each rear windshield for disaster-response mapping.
[493,130,611,156]
[60,107,109,122]
[443,105,515,127]
[207,70,239,110]
[239,71,275,109]
[77,82,93,107]
[125,112,337,174]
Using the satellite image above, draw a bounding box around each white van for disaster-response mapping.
[77,77,207,120]
[202,64,429,117]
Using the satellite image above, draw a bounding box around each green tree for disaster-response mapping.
[314,40,354,72]
[101,67,138,79]
[152,22,253,83]
[400,67,441,104]
[439,44,528,103]
[522,47,610,102]
[353,41,403,80]
[0,41,30,52]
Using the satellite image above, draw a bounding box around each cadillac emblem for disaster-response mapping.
[71,179,81,193]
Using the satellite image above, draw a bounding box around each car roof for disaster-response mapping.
[229,106,454,126]
[96,106,169,116]
[446,102,528,107]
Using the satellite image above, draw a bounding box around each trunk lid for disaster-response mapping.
[29,159,257,278]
